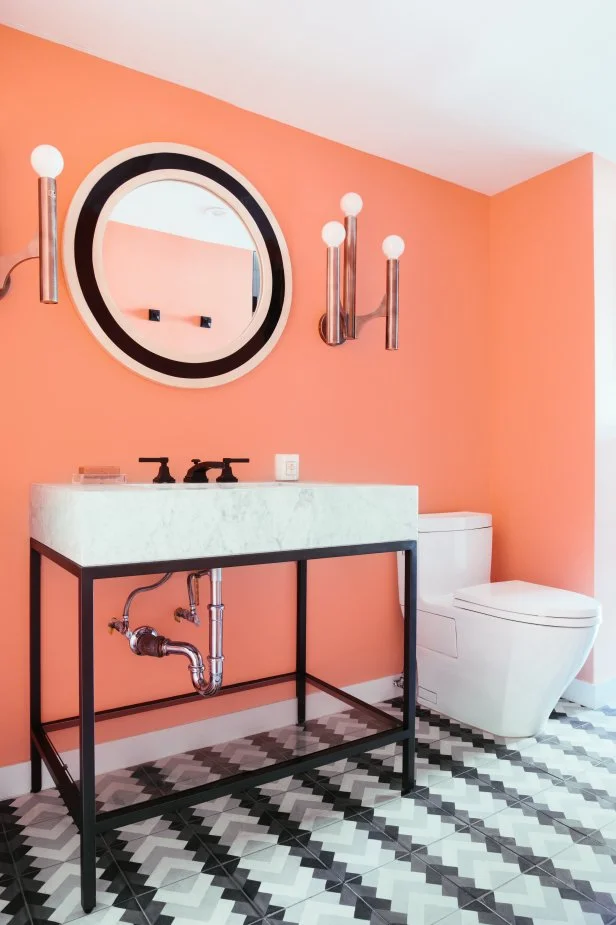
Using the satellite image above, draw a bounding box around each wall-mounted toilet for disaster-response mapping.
[398,512,601,738]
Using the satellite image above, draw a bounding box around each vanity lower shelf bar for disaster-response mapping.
[29,537,418,916]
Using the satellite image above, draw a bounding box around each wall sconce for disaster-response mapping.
[0,145,64,304]
[318,192,404,349]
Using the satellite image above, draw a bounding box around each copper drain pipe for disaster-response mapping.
[109,568,224,697]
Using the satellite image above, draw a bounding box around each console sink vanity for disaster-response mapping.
[29,480,419,914]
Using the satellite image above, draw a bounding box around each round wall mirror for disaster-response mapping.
[64,144,292,387]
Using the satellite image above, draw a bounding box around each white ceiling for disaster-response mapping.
[3,0,616,194]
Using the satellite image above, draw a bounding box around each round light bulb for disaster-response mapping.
[321,220,346,248]
[340,192,363,217]
[382,234,405,259]
[30,145,64,179]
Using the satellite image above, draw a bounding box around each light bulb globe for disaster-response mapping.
[30,145,64,179]
[340,192,363,217]
[321,220,346,247]
[382,234,405,259]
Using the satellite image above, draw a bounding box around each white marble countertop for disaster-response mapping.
[30,481,419,567]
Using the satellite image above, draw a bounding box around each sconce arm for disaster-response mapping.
[355,296,386,336]
[0,237,39,300]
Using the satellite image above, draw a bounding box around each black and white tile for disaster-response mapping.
[2,696,616,924]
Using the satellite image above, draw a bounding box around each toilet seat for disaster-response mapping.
[453,580,601,628]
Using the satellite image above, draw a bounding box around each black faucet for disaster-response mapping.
[183,457,250,483]
[138,457,176,483]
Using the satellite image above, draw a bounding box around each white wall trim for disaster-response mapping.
[0,675,398,801]
[563,676,616,710]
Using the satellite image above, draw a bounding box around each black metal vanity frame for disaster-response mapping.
[29,538,418,915]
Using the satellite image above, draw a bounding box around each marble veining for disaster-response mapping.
[30,482,418,566]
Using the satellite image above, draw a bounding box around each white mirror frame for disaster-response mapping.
[63,143,292,388]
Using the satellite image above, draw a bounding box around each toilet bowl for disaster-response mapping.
[397,512,601,738]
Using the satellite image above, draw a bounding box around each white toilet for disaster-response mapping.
[397,512,601,738]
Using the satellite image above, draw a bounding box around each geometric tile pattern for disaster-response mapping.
[1,697,616,924]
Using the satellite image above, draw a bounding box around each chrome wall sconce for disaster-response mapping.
[319,192,405,349]
[0,145,64,304]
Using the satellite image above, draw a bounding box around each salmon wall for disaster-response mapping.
[488,157,596,678]
[103,221,255,356]
[0,26,490,767]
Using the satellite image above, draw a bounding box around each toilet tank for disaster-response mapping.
[398,512,493,607]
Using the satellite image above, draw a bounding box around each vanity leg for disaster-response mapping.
[29,546,42,794]
[401,545,417,794]
[79,573,97,914]
[296,560,307,726]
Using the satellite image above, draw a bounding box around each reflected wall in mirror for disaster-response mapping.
[64,144,291,388]
[102,181,261,362]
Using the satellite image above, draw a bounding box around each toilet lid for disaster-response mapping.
[454,580,600,621]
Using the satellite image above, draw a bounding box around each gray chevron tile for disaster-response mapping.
[223,835,342,915]
[523,778,616,836]
[252,778,361,837]
[365,792,467,853]
[344,852,478,925]
[416,826,531,898]
[104,812,186,849]
[109,824,222,895]
[478,868,616,924]
[473,801,586,867]
[94,769,159,813]
[299,815,406,881]
[21,852,125,923]
[136,867,260,924]
[420,773,518,827]
[148,751,223,793]
[535,836,616,916]
[267,881,384,924]
[186,799,292,861]
[0,878,29,925]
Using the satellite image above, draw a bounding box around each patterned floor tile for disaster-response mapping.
[21,852,125,923]
[317,767,402,813]
[344,852,478,925]
[251,777,361,838]
[523,777,616,836]
[504,739,603,783]
[420,774,519,827]
[416,826,531,898]
[70,895,149,924]
[223,836,342,915]
[472,801,585,868]
[537,725,616,764]
[185,797,292,861]
[364,793,467,853]
[94,769,159,813]
[570,759,616,801]
[147,751,222,793]
[299,815,406,881]
[109,824,221,895]
[436,908,511,925]
[0,878,29,925]
[457,757,556,802]
[536,835,616,917]
[7,696,616,925]
[477,868,616,924]
[267,882,384,924]
[104,812,186,850]
[135,867,260,924]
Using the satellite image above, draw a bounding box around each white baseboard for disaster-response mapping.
[0,675,398,801]
[563,675,616,710]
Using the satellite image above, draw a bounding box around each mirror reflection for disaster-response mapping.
[102,180,261,360]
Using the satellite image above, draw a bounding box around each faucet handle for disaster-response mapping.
[138,457,176,484]
[217,458,250,483]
